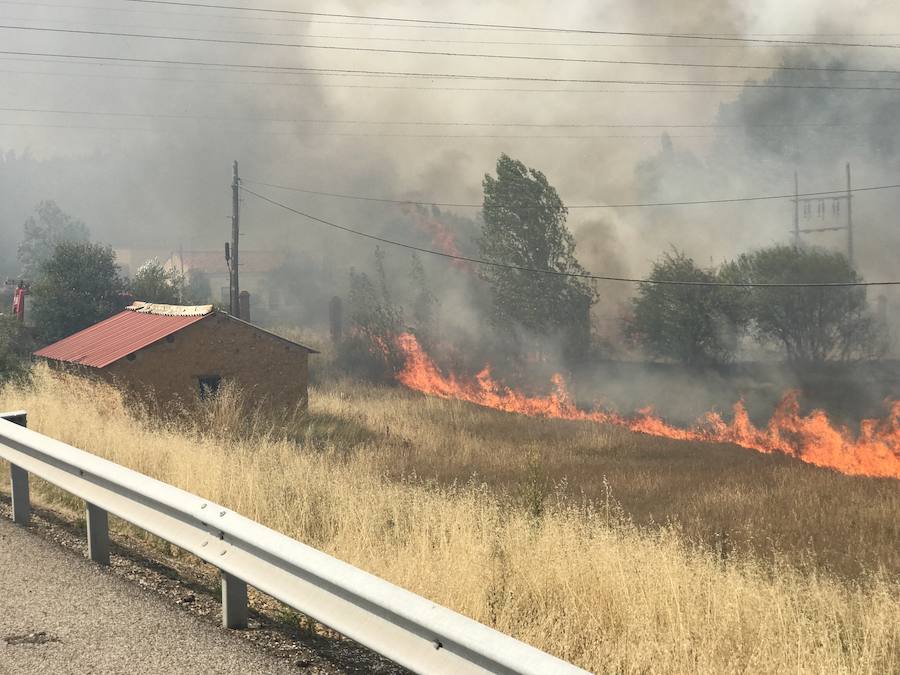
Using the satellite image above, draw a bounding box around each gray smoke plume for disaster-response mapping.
[2,0,900,373]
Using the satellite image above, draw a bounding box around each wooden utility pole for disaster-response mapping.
[231,160,241,318]
[846,162,854,268]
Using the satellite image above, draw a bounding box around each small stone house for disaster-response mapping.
[34,302,317,408]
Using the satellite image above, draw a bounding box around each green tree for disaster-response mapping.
[0,314,31,382]
[479,154,597,362]
[627,250,745,367]
[31,241,126,344]
[17,201,90,278]
[131,258,185,304]
[722,245,882,364]
[336,247,405,381]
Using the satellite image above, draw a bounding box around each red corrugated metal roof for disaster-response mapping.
[34,309,209,368]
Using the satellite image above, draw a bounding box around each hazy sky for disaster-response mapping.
[2,0,900,290]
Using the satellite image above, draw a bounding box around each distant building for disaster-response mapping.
[163,250,290,313]
[34,302,317,408]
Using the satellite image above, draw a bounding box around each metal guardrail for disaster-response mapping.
[0,412,590,675]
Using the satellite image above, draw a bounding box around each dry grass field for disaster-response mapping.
[312,381,900,581]
[1,367,899,674]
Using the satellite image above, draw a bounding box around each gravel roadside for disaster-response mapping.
[0,495,406,675]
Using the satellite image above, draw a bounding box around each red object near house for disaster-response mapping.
[12,286,25,322]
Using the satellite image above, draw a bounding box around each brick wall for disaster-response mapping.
[103,313,310,410]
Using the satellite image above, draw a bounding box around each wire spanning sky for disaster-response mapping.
[2,0,900,297]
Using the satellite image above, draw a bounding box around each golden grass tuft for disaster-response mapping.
[1,366,898,674]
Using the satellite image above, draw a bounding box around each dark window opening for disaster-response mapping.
[198,375,222,400]
[126,353,136,362]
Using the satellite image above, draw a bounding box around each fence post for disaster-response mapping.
[221,571,249,629]
[85,502,110,565]
[2,411,30,525]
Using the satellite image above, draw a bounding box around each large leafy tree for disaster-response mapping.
[31,241,126,344]
[131,258,185,304]
[722,245,882,364]
[17,201,90,278]
[479,154,597,362]
[627,250,745,367]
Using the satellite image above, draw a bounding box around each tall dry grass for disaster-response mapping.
[311,383,900,580]
[1,367,898,674]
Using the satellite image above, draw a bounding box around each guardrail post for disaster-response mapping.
[85,502,110,565]
[2,412,30,525]
[221,571,248,629]
[10,464,30,525]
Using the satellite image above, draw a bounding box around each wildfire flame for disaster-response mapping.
[403,205,471,271]
[397,333,900,479]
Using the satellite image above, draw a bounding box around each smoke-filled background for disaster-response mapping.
[3,0,900,421]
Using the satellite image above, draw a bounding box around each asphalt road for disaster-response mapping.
[0,516,298,675]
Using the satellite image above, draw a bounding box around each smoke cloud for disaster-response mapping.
[3,0,900,379]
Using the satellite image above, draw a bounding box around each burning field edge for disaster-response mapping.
[396,333,900,480]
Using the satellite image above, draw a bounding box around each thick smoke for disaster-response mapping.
[3,1,900,421]
[0,0,756,268]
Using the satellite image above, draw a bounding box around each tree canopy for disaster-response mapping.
[627,250,744,367]
[31,241,126,344]
[479,154,596,362]
[131,258,185,305]
[17,201,90,279]
[722,245,882,364]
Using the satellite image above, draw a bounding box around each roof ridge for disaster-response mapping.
[128,302,214,317]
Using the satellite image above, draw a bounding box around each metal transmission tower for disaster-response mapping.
[791,163,854,266]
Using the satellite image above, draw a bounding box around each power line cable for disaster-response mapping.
[3,105,897,129]
[2,7,892,48]
[243,178,900,209]
[0,14,876,49]
[121,1,900,49]
[8,1,898,43]
[0,65,736,93]
[6,23,900,75]
[4,49,900,90]
[0,120,731,139]
[240,185,900,287]
[7,53,867,87]
[0,118,741,140]
[1,0,512,31]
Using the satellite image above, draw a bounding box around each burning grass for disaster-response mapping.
[1,368,899,673]
[397,333,900,479]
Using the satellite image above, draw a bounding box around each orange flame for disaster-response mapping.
[396,333,900,479]
[403,205,470,270]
